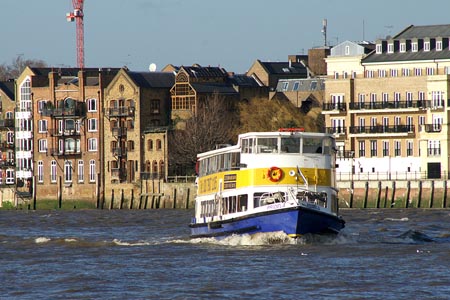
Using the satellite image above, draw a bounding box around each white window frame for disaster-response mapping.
[88,138,97,152]
[88,118,98,132]
[6,169,14,185]
[38,139,47,153]
[78,160,84,183]
[89,160,96,182]
[51,160,57,183]
[64,160,73,183]
[87,98,97,112]
[437,41,443,51]
[37,161,44,183]
[38,119,48,133]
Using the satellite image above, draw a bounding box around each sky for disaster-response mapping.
[2,0,450,74]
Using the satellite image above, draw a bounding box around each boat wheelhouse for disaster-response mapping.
[189,129,345,238]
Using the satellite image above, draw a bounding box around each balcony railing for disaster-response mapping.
[349,125,415,134]
[49,148,82,156]
[348,99,447,111]
[322,103,347,112]
[112,127,127,138]
[49,128,81,137]
[0,142,14,150]
[112,147,127,157]
[106,106,135,118]
[0,160,15,167]
[325,127,347,135]
[0,119,14,128]
[420,124,442,133]
[41,103,86,118]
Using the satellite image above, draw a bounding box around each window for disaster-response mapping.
[378,70,386,77]
[437,41,443,51]
[376,44,382,53]
[37,161,44,183]
[89,160,96,182]
[127,119,134,130]
[418,116,425,126]
[407,116,413,132]
[38,120,47,133]
[390,69,398,77]
[5,111,13,119]
[20,78,32,112]
[412,42,418,52]
[150,99,160,114]
[402,68,410,76]
[427,67,435,76]
[382,141,389,157]
[127,140,134,152]
[6,169,14,185]
[281,82,289,91]
[407,141,413,156]
[78,160,84,182]
[370,140,377,157]
[366,70,374,78]
[87,98,97,112]
[88,118,97,132]
[88,138,97,151]
[388,43,394,53]
[334,72,339,79]
[156,139,162,150]
[51,160,57,183]
[394,141,401,156]
[345,45,350,55]
[65,160,73,183]
[431,91,444,107]
[428,140,441,156]
[424,41,430,51]
[414,68,422,76]
[359,141,365,157]
[38,139,47,153]
[147,139,153,151]
[293,81,300,91]
[38,100,47,113]
[400,43,406,53]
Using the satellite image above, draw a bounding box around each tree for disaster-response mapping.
[169,94,238,175]
[235,97,321,135]
[0,55,47,80]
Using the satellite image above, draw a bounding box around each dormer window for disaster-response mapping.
[388,43,394,53]
[412,42,418,52]
[424,41,430,51]
[436,41,443,51]
[376,44,382,54]
[400,43,406,53]
[345,45,350,55]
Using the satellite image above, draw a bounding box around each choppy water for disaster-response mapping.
[1,208,449,299]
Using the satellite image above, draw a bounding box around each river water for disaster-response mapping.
[1,208,449,299]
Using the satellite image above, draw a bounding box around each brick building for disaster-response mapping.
[0,80,15,203]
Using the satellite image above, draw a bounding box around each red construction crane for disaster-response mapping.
[66,0,85,68]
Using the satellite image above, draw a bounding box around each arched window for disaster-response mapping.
[152,160,158,173]
[89,160,96,182]
[156,139,162,150]
[64,160,73,183]
[145,160,151,172]
[147,139,153,151]
[159,160,164,178]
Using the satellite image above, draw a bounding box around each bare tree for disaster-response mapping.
[169,94,238,175]
[0,55,47,80]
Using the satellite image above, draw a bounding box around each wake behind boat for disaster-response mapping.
[189,128,345,239]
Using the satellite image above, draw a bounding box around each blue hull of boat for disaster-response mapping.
[189,206,345,238]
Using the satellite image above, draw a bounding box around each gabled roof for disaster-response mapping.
[190,83,237,94]
[228,74,262,87]
[0,80,15,100]
[128,72,175,88]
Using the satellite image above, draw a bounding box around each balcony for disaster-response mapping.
[347,100,445,111]
[0,119,14,128]
[50,148,82,156]
[106,106,135,118]
[41,103,86,118]
[349,125,415,135]
[49,128,81,137]
[325,127,347,136]
[322,103,347,112]
[420,124,442,133]
[0,142,14,150]
[112,147,127,157]
[0,160,15,168]
[112,127,127,138]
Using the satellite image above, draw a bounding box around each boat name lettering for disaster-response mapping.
[267,203,285,210]
[200,176,218,193]
[224,174,237,182]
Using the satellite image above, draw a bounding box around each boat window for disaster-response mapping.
[257,138,278,153]
[238,194,248,212]
[242,138,255,153]
[281,137,300,153]
[303,137,323,154]
[323,137,333,155]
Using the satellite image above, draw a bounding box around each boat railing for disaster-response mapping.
[295,189,327,208]
[259,192,285,206]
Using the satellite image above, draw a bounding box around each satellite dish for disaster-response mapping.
[149,63,157,72]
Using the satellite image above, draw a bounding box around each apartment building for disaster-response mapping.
[323,24,450,180]
[103,69,174,197]
[16,67,119,201]
[0,80,15,202]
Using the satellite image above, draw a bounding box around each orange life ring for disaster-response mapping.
[267,167,283,182]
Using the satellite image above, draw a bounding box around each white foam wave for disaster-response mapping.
[112,239,151,246]
[35,237,51,244]
[188,231,297,246]
[64,238,78,243]
[385,217,409,222]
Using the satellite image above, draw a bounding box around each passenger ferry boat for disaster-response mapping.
[189,129,345,238]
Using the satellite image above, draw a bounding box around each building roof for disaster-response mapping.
[276,78,324,92]
[393,24,450,39]
[228,74,262,87]
[128,71,175,88]
[259,61,308,76]
[0,80,15,100]
[363,24,450,63]
[181,65,228,78]
[191,83,237,94]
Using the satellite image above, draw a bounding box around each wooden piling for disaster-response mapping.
[110,189,114,210]
[349,181,354,208]
[430,181,434,208]
[363,182,369,208]
[173,188,177,209]
[119,189,124,209]
[417,181,422,208]
[32,176,37,210]
[130,190,134,209]
[444,181,448,208]
[390,181,396,207]
[383,186,388,208]
[144,195,148,209]
[185,188,190,209]
[151,195,155,209]
[58,176,62,209]
[376,181,382,208]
